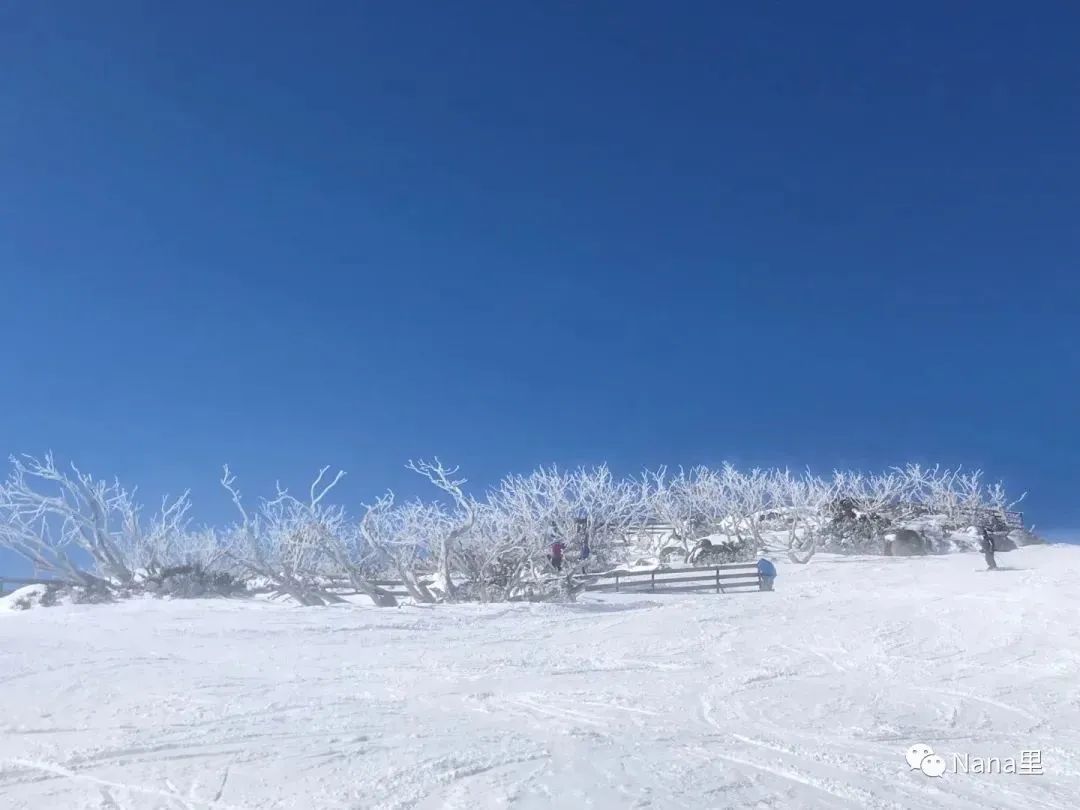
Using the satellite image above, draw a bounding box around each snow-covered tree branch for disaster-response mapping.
[0,452,1033,607]
[407,458,476,601]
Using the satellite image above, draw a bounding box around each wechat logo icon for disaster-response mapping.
[906,743,947,777]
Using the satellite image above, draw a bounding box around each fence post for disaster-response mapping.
[715,568,720,594]
[651,571,655,591]
[615,573,620,593]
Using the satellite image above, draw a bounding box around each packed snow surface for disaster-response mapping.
[3,546,1079,809]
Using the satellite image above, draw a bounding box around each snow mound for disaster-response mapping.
[0,583,52,611]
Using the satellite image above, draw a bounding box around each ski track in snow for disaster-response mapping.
[3,546,1080,809]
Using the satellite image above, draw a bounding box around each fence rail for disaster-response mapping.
[2,565,766,600]
[581,563,762,595]
[314,561,766,602]
[325,562,766,600]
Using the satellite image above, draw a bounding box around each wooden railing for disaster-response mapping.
[327,563,765,600]
[1,566,765,601]
[581,562,762,595]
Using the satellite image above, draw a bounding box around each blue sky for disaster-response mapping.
[1,2,1078,571]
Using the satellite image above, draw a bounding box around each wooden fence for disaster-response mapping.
[2,566,765,601]
[581,562,762,594]
[331,563,764,600]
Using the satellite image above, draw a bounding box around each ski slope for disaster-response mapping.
[2,545,1079,809]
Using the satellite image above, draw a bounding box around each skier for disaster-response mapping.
[756,555,777,591]
[549,540,565,572]
[980,529,997,571]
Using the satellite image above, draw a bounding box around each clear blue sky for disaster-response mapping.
[2,1,1078,568]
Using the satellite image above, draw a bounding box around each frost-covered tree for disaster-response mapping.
[765,470,830,564]
[641,465,773,562]
[0,454,192,590]
[359,494,443,603]
[466,464,647,599]
[478,467,570,596]
[0,451,1034,608]
[717,464,773,553]
[819,470,904,553]
[221,465,394,606]
[407,459,477,601]
[643,467,713,558]
[568,464,648,569]
[456,499,550,601]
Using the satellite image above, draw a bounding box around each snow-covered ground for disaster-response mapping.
[3,545,1079,809]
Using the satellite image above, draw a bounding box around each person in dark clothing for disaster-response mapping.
[756,556,777,591]
[980,529,997,570]
[549,541,565,572]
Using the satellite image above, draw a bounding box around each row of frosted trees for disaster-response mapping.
[0,454,1024,606]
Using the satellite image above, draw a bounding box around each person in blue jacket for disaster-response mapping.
[757,555,777,591]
